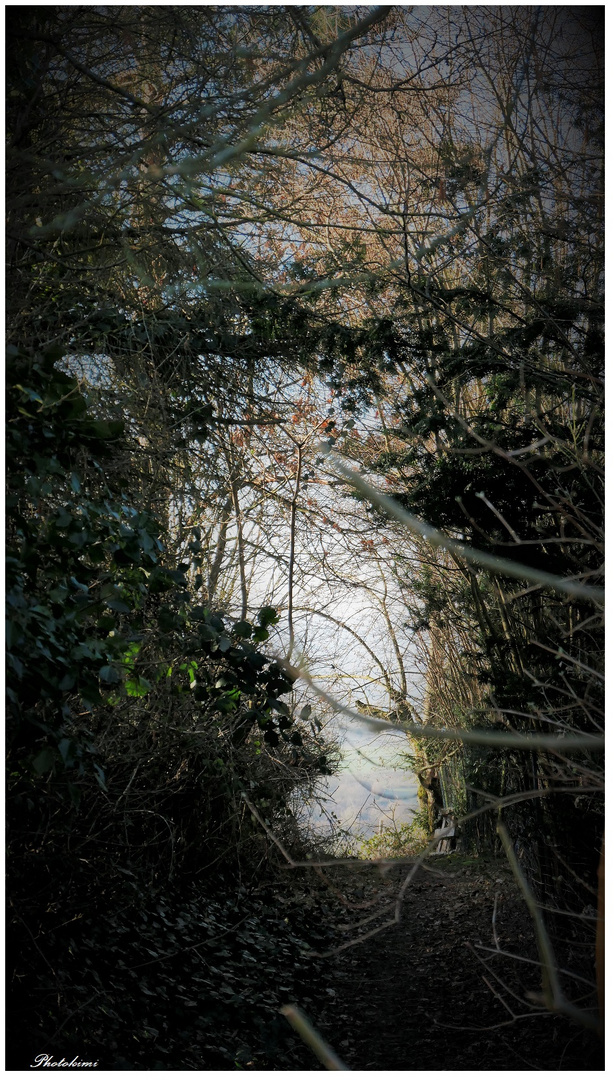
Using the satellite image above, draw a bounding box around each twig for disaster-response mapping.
[311,863,389,911]
[332,901,396,934]
[468,941,542,1011]
[280,1004,349,1070]
[481,974,517,1018]
[474,943,598,990]
[307,915,400,959]
[497,823,561,1009]
[325,450,604,604]
[497,823,600,1033]
[279,659,604,751]
[242,793,297,864]
[528,640,605,682]
[9,904,56,975]
[491,891,501,951]
[49,993,101,1041]
[116,765,139,804]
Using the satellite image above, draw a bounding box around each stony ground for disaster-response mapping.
[303,852,603,1071]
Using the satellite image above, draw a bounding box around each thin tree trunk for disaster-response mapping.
[208,494,233,605]
[286,443,302,660]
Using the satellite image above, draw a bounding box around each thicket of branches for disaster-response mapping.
[7,5,603,1067]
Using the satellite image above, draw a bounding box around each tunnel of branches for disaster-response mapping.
[6,6,603,1071]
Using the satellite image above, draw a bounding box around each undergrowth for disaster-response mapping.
[7,858,341,1070]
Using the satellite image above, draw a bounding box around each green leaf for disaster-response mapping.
[99,665,121,684]
[269,698,289,716]
[14,383,43,404]
[54,507,72,529]
[69,576,89,593]
[8,653,24,678]
[81,418,123,440]
[49,585,69,602]
[126,676,152,698]
[257,606,279,628]
[93,763,107,791]
[106,598,131,613]
[58,738,75,765]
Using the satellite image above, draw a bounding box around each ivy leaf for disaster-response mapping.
[93,763,107,791]
[55,509,73,529]
[69,576,89,593]
[58,738,75,765]
[268,698,289,716]
[99,665,121,684]
[257,606,279,628]
[106,598,131,613]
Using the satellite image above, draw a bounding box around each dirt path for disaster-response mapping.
[310,853,602,1071]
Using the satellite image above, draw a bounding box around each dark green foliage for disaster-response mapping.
[6,345,307,778]
[7,873,338,1070]
[7,346,153,773]
[6,343,330,1068]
